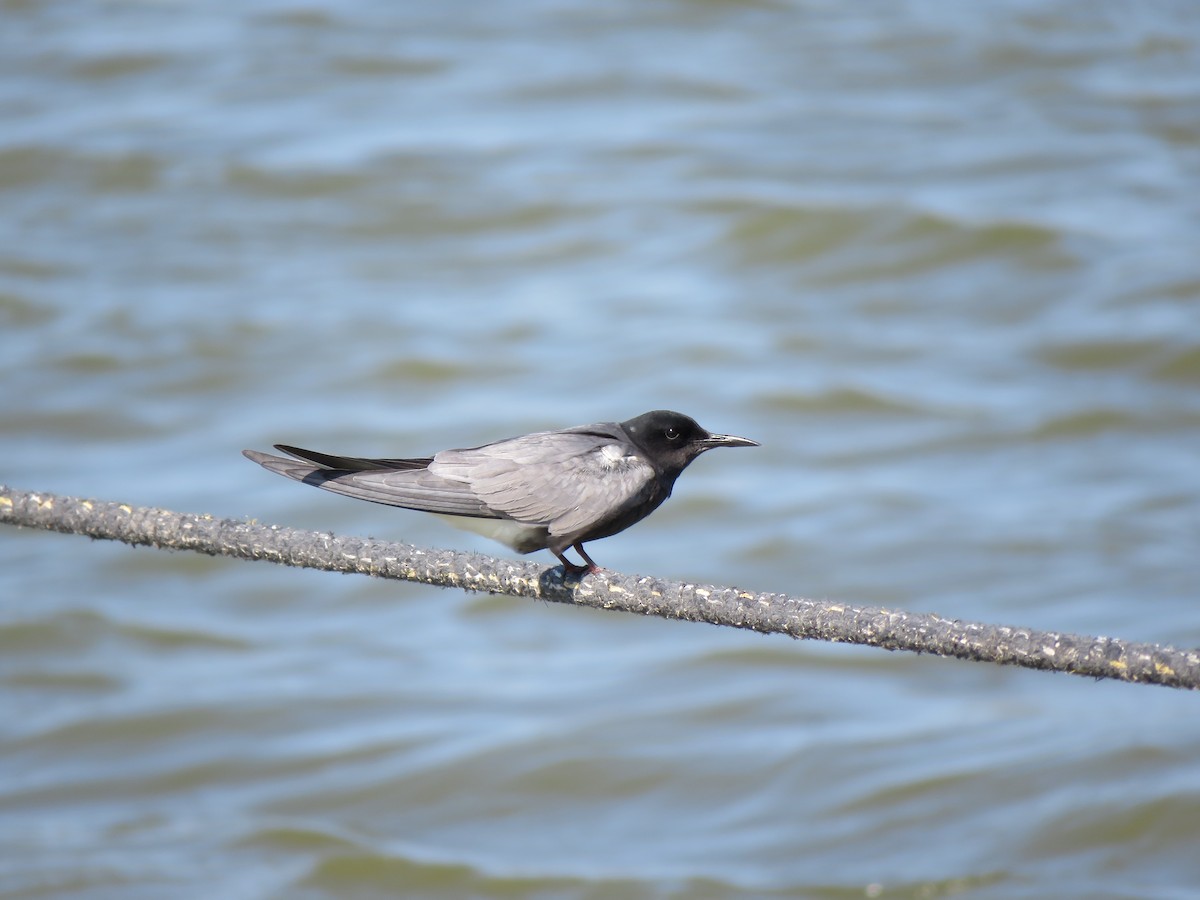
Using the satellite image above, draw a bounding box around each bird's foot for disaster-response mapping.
[555,546,600,581]
[560,562,592,580]
[571,542,601,573]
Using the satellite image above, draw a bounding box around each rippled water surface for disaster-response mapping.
[3,1,1200,897]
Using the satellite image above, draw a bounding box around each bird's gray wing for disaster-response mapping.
[242,449,494,516]
[428,428,656,536]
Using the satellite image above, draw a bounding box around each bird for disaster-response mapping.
[243,409,758,577]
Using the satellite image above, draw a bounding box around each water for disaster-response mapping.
[2,1,1200,897]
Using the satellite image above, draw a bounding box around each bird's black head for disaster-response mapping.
[620,410,758,474]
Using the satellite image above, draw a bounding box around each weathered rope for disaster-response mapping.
[3,485,1197,690]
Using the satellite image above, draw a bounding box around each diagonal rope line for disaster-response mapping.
[3,485,1197,690]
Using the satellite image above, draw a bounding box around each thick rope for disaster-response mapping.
[2,485,1197,690]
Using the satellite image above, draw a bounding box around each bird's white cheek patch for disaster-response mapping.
[599,444,637,469]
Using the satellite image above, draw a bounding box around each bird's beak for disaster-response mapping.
[700,432,760,449]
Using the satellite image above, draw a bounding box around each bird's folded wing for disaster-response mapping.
[429,430,656,536]
[243,450,493,516]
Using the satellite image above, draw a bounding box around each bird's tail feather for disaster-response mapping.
[274,444,433,472]
[242,449,494,517]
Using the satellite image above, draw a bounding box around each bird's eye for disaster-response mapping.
[664,427,680,441]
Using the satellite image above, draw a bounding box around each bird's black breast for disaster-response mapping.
[559,468,675,547]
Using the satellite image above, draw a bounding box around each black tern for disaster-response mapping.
[243,410,758,576]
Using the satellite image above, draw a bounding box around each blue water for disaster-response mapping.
[2,2,1200,897]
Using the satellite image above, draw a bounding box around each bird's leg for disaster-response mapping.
[572,543,600,573]
[553,550,590,579]
[553,544,600,579]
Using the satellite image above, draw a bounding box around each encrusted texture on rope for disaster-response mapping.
[3,485,1197,690]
